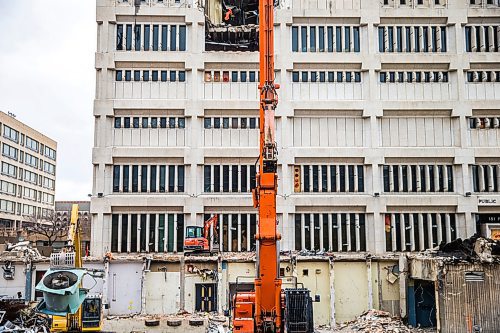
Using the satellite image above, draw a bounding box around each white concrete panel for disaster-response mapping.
[108,262,142,315]
[145,272,180,315]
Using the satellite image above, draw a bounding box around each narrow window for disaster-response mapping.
[337,72,343,82]
[339,165,346,191]
[292,26,299,52]
[170,71,176,82]
[414,27,420,52]
[144,25,150,51]
[153,25,159,51]
[161,71,167,82]
[143,70,149,81]
[142,117,148,128]
[162,25,168,51]
[179,26,186,51]
[204,118,211,129]
[130,214,137,251]
[134,70,140,81]
[311,71,317,82]
[441,27,447,52]
[336,26,342,52]
[240,71,247,82]
[344,26,350,52]
[113,166,120,192]
[232,118,238,129]
[160,117,167,128]
[123,165,129,192]
[159,165,166,192]
[133,117,139,128]
[328,71,334,82]
[132,165,139,192]
[292,71,299,82]
[124,117,131,128]
[405,26,411,51]
[178,71,186,82]
[178,118,185,128]
[249,71,256,82]
[303,166,310,192]
[353,26,360,52]
[357,165,364,192]
[126,24,132,50]
[168,165,175,192]
[152,70,158,81]
[241,165,247,192]
[232,165,239,192]
[378,27,385,52]
[223,166,230,192]
[114,117,121,128]
[422,27,429,51]
[150,166,157,192]
[213,165,220,192]
[388,27,394,52]
[170,25,177,51]
[302,71,308,82]
[231,71,238,82]
[135,25,141,51]
[301,26,307,52]
[121,215,128,251]
[169,117,176,128]
[125,70,131,81]
[111,215,119,252]
[396,27,402,52]
[354,72,361,82]
[431,27,437,52]
[116,70,123,81]
[312,165,319,192]
[318,26,325,52]
[346,72,352,82]
[178,165,185,192]
[310,26,316,52]
[141,165,148,192]
[223,118,229,129]
[117,24,123,50]
[320,72,326,82]
[140,214,147,251]
[327,26,334,52]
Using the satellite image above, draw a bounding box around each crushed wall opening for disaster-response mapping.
[204,0,259,51]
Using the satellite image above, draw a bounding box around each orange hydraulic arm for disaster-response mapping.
[203,215,219,241]
[251,0,282,330]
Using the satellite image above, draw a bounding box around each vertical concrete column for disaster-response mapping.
[328,258,336,327]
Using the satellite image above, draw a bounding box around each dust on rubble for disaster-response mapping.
[317,309,436,333]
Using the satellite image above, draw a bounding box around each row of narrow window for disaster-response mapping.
[292,71,361,83]
[203,117,258,129]
[112,165,185,193]
[208,214,258,252]
[469,0,500,6]
[466,71,500,83]
[203,165,256,193]
[465,26,500,52]
[293,165,365,193]
[385,213,457,252]
[110,213,184,253]
[468,117,500,129]
[382,165,454,193]
[382,0,445,6]
[379,71,448,83]
[295,213,366,252]
[291,26,361,53]
[114,117,185,129]
[472,165,500,193]
[204,70,258,83]
[378,26,447,53]
[116,70,186,82]
[116,24,186,51]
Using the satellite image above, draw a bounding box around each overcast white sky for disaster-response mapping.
[0,2,95,201]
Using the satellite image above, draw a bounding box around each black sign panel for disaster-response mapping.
[476,214,500,224]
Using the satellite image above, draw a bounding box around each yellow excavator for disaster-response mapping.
[36,204,103,332]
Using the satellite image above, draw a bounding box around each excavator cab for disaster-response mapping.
[184,226,208,251]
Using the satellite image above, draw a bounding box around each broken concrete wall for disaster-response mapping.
[409,257,438,281]
[372,260,400,316]
[333,261,369,324]
[184,262,218,313]
[145,262,181,314]
[0,262,26,299]
[439,263,500,333]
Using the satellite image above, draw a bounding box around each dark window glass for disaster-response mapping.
[431,27,437,52]
[353,26,360,52]
[169,117,176,128]
[170,25,177,51]
[327,26,333,52]
[337,72,343,82]
[223,118,229,129]
[311,71,317,82]
[405,27,411,51]
[179,26,186,51]
[161,71,167,82]
[344,26,350,51]
[142,118,148,128]
[159,166,166,192]
[123,165,129,192]
[153,25,159,51]
[124,117,131,128]
[354,72,361,82]
[144,25,150,51]
[441,27,447,52]
[111,215,119,252]
[389,72,395,82]
[380,72,386,83]
[241,118,247,129]
[301,26,307,52]
[320,72,326,82]
[241,165,247,192]
[310,26,316,52]
[113,166,120,192]
[151,118,157,128]
[423,27,429,51]
[133,117,139,128]
[249,118,256,129]
[249,71,256,82]
[396,27,402,52]
[141,165,148,192]
[204,118,211,129]
[160,117,167,128]
[116,70,122,81]
[143,70,149,81]
[416,72,422,82]
[132,165,139,192]
[126,24,132,50]
[292,26,299,52]
[302,71,308,82]
[178,165,185,192]
[125,70,131,81]
[328,71,334,82]
[388,27,394,52]
[303,166,310,192]
[178,118,185,128]
[213,118,221,129]
[292,71,299,82]
[114,117,121,128]
[170,71,176,82]
[232,165,239,192]
[378,27,385,52]
[232,71,238,82]
[134,70,140,81]
[152,71,158,81]
[168,165,175,192]
[232,118,238,129]
[414,27,420,52]
[223,166,229,192]
[336,26,342,52]
[240,71,247,82]
[117,24,123,50]
[346,72,352,82]
[318,26,325,52]
[135,25,141,51]
[162,25,168,51]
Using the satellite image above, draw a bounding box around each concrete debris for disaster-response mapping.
[1,241,43,263]
[186,264,218,281]
[332,309,431,333]
[436,234,500,263]
[0,306,50,333]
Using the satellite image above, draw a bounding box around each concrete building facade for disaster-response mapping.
[91,0,500,326]
[0,111,57,238]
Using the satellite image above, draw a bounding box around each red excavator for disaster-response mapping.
[184,215,219,253]
[230,0,314,331]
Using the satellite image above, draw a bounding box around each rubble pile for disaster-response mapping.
[334,310,431,333]
[0,241,43,263]
[0,307,50,333]
[437,234,500,263]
